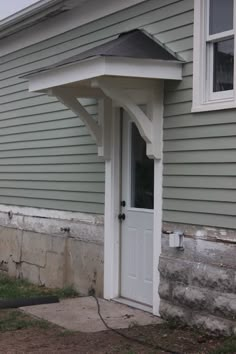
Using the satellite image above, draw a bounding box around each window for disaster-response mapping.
[193,0,236,112]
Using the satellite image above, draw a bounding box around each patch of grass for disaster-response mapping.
[0,273,78,299]
[209,337,236,354]
[52,286,79,299]
[0,310,50,332]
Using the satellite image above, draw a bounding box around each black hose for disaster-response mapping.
[92,295,182,354]
[0,296,59,309]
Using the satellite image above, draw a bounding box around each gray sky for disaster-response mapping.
[0,0,40,20]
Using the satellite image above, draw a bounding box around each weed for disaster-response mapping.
[0,310,50,332]
[209,337,236,354]
[128,320,139,328]
[52,286,78,299]
[0,273,78,299]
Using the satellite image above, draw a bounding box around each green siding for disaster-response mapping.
[162,0,236,229]
[1,0,235,228]
[0,0,192,215]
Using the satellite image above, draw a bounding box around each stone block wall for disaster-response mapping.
[0,208,104,296]
[159,223,236,336]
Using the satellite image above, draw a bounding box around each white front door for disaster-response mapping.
[120,112,154,306]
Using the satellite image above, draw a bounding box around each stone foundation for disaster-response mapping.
[0,208,104,296]
[159,223,236,336]
[1,206,236,335]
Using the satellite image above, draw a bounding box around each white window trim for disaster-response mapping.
[192,0,236,112]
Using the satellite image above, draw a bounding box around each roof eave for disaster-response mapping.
[25,56,183,93]
[0,0,81,39]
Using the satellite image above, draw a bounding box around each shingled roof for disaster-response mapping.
[25,29,180,77]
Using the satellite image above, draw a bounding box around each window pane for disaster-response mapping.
[131,123,154,209]
[209,0,233,35]
[213,38,234,92]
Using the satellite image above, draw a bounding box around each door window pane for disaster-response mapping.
[213,38,234,92]
[130,123,154,209]
[209,0,233,35]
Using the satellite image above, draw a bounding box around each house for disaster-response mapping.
[0,0,235,335]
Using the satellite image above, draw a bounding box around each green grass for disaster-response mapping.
[209,337,236,354]
[0,310,50,332]
[0,273,78,300]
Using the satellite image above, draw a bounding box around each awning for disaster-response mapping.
[23,29,183,159]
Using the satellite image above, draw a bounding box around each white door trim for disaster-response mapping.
[103,107,121,300]
[103,83,163,315]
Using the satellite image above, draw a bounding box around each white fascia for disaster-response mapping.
[27,57,182,93]
[0,0,63,29]
[0,0,146,58]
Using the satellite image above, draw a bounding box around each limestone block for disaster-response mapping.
[0,262,8,272]
[40,252,65,288]
[21,231,51,267]
[66,239,104,296]
[20,262,40,285]
[7,256,17,277]
[213,294,236,320]
[192,313,233,336]
[172,285,207,310]
[0,228,22,263]
[158,256,191,284]
[159,299,189,323]
[158,278,170,300]
[51,235,66,255]
[191,264,233,292]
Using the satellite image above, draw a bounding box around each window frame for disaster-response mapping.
[192,0,236,112]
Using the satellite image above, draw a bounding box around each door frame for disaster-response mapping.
[103,87,163,316]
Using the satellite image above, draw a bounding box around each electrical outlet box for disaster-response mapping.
[169,231,184,248]
[169,233,180,247]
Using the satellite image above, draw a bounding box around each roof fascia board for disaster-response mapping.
[0,0,62,29]
[27,56,182,92]
[0,0,146,58]
[105,57,182,81]
[28,57,107,92]
[0,2,66,40]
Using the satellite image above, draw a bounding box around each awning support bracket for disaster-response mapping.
[51,88,102,145]
[95,80,163,159]
[49,88,112,159]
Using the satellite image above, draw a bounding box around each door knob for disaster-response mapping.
[118,213,126,221]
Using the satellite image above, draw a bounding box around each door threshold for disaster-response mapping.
[113,297,153,314]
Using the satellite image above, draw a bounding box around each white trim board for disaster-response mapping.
[0,0,146,58]
[103,85,163,316]
[27,57,182,92]
[192,0,236,112]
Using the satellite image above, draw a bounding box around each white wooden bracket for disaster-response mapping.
[49,88,112,160]
[94,79,164,159]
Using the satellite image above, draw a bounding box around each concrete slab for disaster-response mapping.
[20,297,163,332]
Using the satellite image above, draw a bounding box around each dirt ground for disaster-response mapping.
[0,275,232,354]
[0,319,229,354]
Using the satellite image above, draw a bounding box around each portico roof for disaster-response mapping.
[23,29,183,160]
[23,29,183,92]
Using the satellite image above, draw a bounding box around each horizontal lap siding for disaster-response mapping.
[2,0,232,227]
[163,0,236,229]
[0,0,189,214]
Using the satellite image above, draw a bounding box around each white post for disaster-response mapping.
[148,83,164,315]
[153,159,163,315]
[103,108,120,299]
